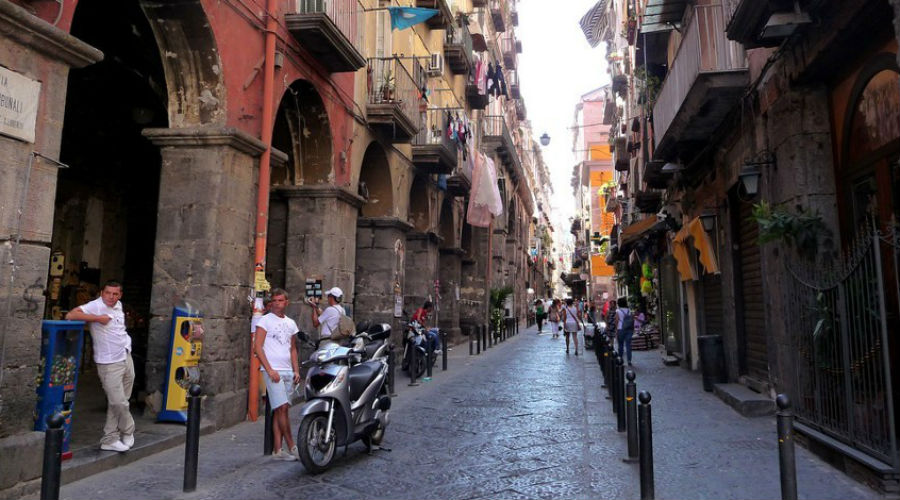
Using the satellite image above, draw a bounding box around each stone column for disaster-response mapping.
[355,217,412,344]
[142,127,263,428]
[275,185,364,333]
[460,226,490,332]
[404,231,440,314]
[438,248,463,343]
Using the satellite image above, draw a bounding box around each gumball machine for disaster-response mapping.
[157,304,204,423]
[34,320,85,460]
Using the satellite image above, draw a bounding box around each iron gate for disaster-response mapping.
[784,220,898,468]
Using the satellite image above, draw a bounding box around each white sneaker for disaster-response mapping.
[290,445,300,461]
[121,434,135,448]
[100,440,129,452]
[273,448,297,461]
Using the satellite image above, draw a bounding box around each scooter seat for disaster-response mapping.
[364,340,384,360]
[348,361,380,400]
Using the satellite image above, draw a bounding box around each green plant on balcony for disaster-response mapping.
[380,68,396,101]
[634,66,661,114]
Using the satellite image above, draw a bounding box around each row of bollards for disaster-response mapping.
[596,332,799,500]
[39,385,204,500]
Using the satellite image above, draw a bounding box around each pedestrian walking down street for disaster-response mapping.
[534,299,546,334]
[616,297,635,366]
[548,299,561,339]
[65,280,136,453]
[562,298,583,355]
[254,288,302,462]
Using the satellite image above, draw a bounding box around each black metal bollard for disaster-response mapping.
[623,370,639,463]
[489,324,494,348]
[777,394,798,500]
[183,384,202,493]
[606,347,614,401]
[388,345,397,396]
[425,345,433,379]
[469,326,474,356]
[600,340,609,389]
[40,413,64,500]
[441,331,448,371]
[263,396,274,455]
[477,325,482,354]
[612,355,622,413]
[638,391,655,500]
[616,358,626,432]
[408,343,420,386]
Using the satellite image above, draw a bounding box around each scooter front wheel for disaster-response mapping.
[297,412,336,474]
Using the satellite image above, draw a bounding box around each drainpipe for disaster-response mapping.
[247,0,278,422]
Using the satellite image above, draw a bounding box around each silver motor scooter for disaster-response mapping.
[295,328,392,474]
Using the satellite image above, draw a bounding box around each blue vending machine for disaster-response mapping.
[35,320,85,460]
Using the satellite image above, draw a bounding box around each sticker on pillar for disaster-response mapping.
[306,278,323,298]
[254,269,270,293]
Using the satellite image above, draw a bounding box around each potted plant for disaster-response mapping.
[380,68,395,102]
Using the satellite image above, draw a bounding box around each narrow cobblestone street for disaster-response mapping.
[43,325,881,500]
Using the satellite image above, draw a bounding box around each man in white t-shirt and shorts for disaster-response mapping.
[309,287,345,342]
[66,280,135,453]
[254,288,301,461]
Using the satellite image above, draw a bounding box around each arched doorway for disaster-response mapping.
[409,175,432,232]
[437,197,463,341]
[52,0,168,453]
[358,143,393,218]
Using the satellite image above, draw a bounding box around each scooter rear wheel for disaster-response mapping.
[297,412,336,474]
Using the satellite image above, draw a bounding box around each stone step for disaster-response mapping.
[713,383,775,417]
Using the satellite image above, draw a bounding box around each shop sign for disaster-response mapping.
[0,66,40,143]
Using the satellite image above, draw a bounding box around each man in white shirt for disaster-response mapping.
[309,287,345,341]
[254,288,301,461]
[66,281,135,453]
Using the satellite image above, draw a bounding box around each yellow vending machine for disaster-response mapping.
[158,305,203,423]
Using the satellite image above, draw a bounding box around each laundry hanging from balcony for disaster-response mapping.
[487,63,508,97]
[467,151,503,227]
[386,7,439,30]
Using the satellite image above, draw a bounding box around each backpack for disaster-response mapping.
[328,306,356,341]
[621,308,634,334]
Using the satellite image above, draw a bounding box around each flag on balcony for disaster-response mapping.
[387,7,438,31]
[579,0,609,48]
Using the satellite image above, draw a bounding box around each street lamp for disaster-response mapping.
[738,164,762,196]
[540,132,551,146]
[700,210,717,232]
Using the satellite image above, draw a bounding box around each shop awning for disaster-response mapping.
[688,217,719,274]
[672,225,697,281]
[620,214,659,246]
[580,0,609,48]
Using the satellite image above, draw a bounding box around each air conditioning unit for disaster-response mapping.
[426,53,444,77]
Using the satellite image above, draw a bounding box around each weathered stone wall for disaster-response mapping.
[460,226,489,330]
[142,127,263,429]
[438,249,463,343]
[277,185,363,335]
[355,217,411,344]
[404,232,440,314]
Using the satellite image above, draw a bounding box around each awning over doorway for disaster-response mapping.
[580,0,609,48]
[672,225,697,281]
[620,214,659,246]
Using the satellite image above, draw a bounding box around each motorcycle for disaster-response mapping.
[294,326,392,474]
[583,320,606,350]
[400,319,436,378]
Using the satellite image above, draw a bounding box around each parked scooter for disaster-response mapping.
[583,320,606,350]
[400,319,436,378]
[295,328,392,473]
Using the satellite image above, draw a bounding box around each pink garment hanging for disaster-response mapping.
[475,60,487,95]
[467,152,492,227]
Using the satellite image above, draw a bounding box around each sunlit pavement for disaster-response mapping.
[43,325,881,500]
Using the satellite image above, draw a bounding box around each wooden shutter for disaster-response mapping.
[736,199,768,380]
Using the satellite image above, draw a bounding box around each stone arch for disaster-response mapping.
[272,80,334,186]
[439,197,456,248]
[358,142,394,217]
[409,175,431,232]
[137,0,226,126]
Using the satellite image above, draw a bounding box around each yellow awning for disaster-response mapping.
[688,218,720,274]
[672,225,696,281]
[620,215,659,246]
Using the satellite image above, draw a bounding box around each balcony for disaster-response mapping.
[515,99,526,120]
[511,8,519,26]
[415,0,453,29]
[286,0,365,73]
[444,22,475,75]
[501,34,517,70]
[642,160,673,189]
[472,0,486,6]
[482,115,521,174]
[412,109,458,174]
[725,0,810,48]
[652,4,748,162]
[489,0,507,32]
[466,72,489,110]
[508,69,520,99]
[367,57,423,142]
[446,139,473,195]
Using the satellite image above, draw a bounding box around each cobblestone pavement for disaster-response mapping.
[44,325,881,500]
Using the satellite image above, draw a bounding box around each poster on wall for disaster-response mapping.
[0,66,40,143]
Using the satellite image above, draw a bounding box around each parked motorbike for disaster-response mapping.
[583,320,606,350]
[294,328,392,474]
[400,319,436,378]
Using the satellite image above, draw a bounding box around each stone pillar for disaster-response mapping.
[355,217,412,344]
[142,127,263,428]
[275,185,363,333]
[460,226,490,331]
[438,248,463,343]
[405,231,440,314]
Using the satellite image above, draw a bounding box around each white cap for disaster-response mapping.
[326,287,343,299]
